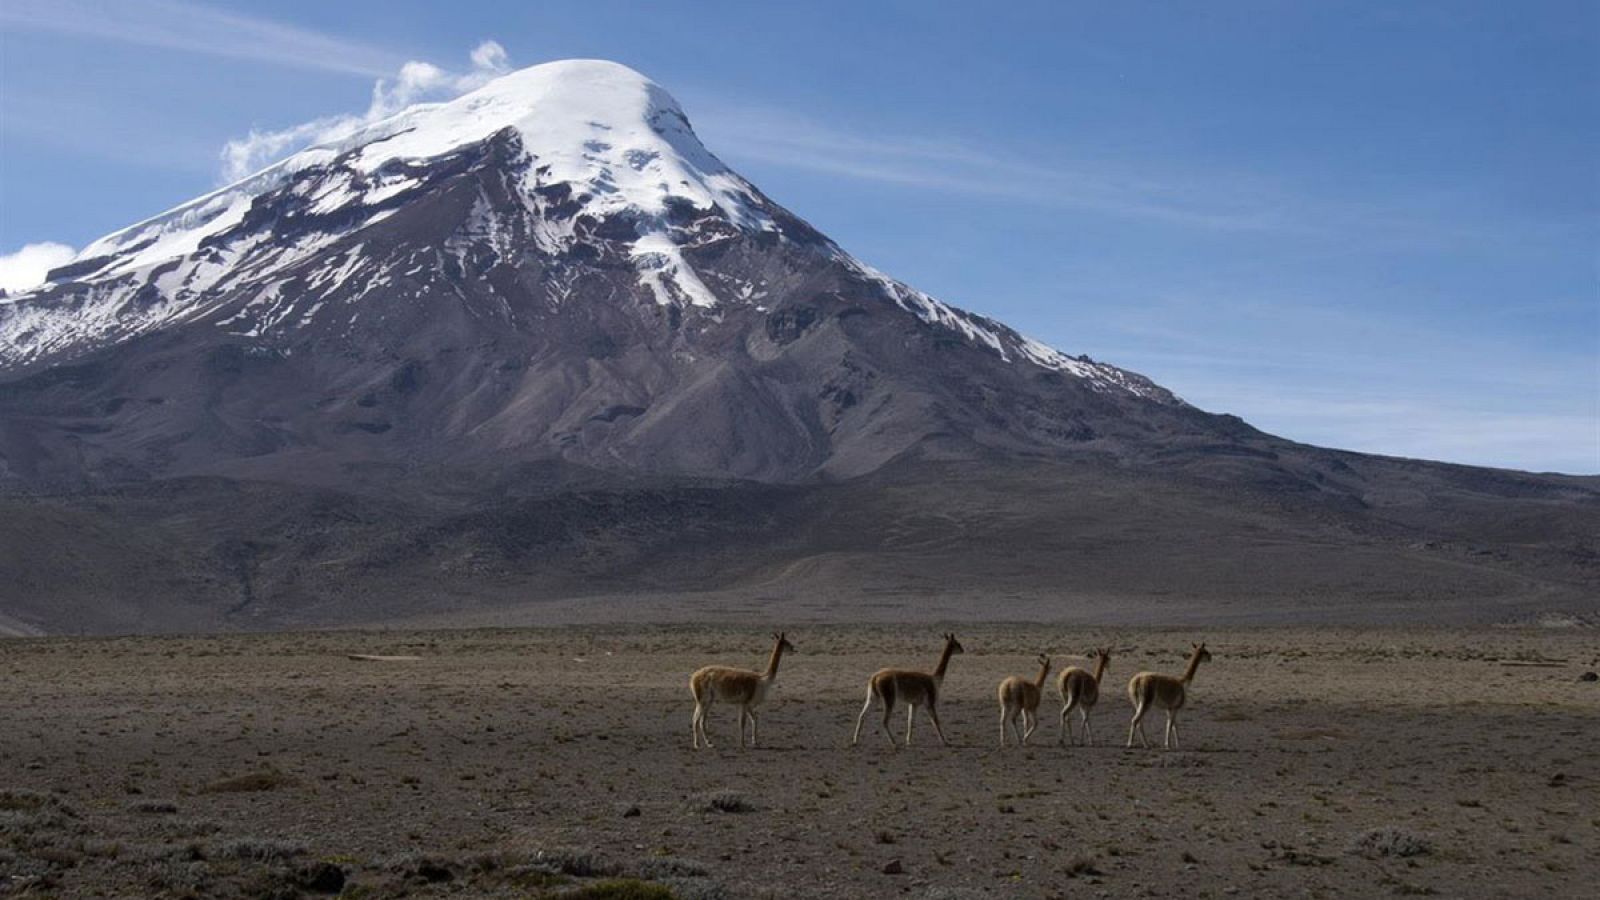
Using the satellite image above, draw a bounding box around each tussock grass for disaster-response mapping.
[198,769,295,794]
[218,837,306,862]
[533,846,622,878]
[693,790,752,814]
[564,879,677,899]
[1350,826,1433,859]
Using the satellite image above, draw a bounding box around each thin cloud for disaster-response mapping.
[219,41,511,181]
[0,0,399,77]
[695,103,1292,232]
[0,242,76,295]
[693,102,1582,253]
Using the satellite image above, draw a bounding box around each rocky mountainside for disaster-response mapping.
[0,60,1593,634]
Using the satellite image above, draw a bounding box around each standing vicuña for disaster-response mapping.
[690,632,793,749]
[1126,642,1211,749]
[850,633,964,749]
[997,653,1052,747]
[1057,647,1111,746]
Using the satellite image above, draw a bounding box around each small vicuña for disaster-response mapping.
[1057,647,1111,746]
[1126,642,1211,750]
[689,632,793,749]
[997,653,1052,747]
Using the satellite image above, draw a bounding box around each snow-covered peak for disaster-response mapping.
[70,60,765,281]
[333,59,763,228]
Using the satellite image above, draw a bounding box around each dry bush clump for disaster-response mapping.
[198,770,296,794]
[533,846,622,877]
[634,855,709,879]
[128,800,179,815]
[693,790,752,814]
[656,875,728,900]
[0,789,60,812]
[562,879,677,899]
[383,852,460,883]
[1350,826,1433,858]
[218,837,307,862]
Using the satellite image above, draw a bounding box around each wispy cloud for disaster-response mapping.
[0,242,76,295]
[0,0,399,77]
[692,102,1585,256]
[219,41,511,181]
[694,103,1292,232]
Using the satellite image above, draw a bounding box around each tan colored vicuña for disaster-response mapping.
[997,653,1052,747]
[850,633,964,749]
[690,632,793,749]
[1057,647,1111,746]
[1126,642,1211,749]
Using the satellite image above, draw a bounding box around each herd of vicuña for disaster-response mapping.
[690,633,1213,750]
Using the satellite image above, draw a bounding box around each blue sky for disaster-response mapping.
[1,0,1595,473]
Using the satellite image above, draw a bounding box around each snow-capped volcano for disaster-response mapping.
[1,61,1164,393]
[0,59,1199,486]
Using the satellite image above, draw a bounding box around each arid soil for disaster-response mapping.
[2,625,1597,898]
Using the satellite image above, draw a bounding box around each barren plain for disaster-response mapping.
[2,625,1597,898]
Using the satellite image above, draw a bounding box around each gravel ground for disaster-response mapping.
[2,624,1597,897]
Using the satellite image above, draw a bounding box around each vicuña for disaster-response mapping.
[690,632,793,749]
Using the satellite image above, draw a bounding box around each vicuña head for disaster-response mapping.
[689,631,794,750]
[1126,642,1210,750]
[1056,646,1112,746]
[850,632,964,749]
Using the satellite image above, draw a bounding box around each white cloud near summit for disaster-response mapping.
[218,41,512,182]
[0,242,77,295]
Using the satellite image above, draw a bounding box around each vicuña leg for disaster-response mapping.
[697,700,716,749]
[1059,704,1072,745]
[1081,709,1094,746]
[1128,701,1150,748]
[905,705,916,745]
[927,703,950,746]
[999,708,1010,747]
[851,688,874,747]
[1022,711,1037,744]
[748,709,759,747]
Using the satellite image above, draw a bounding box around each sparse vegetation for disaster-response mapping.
[563,879,677,900]
[219,837,307,862]
[1350,827,1433,859]
[693,790,752,814]
[198,770,295,794]
[0,625,1591,897]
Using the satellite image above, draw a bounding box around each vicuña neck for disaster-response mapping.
[763,640,785,680]
[1032,659,1050,689]
[1181,649,1205,684]
[1092,655,1109,685]
[933,642,955,682]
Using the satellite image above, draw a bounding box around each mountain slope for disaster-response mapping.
[0,60,1594,633]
